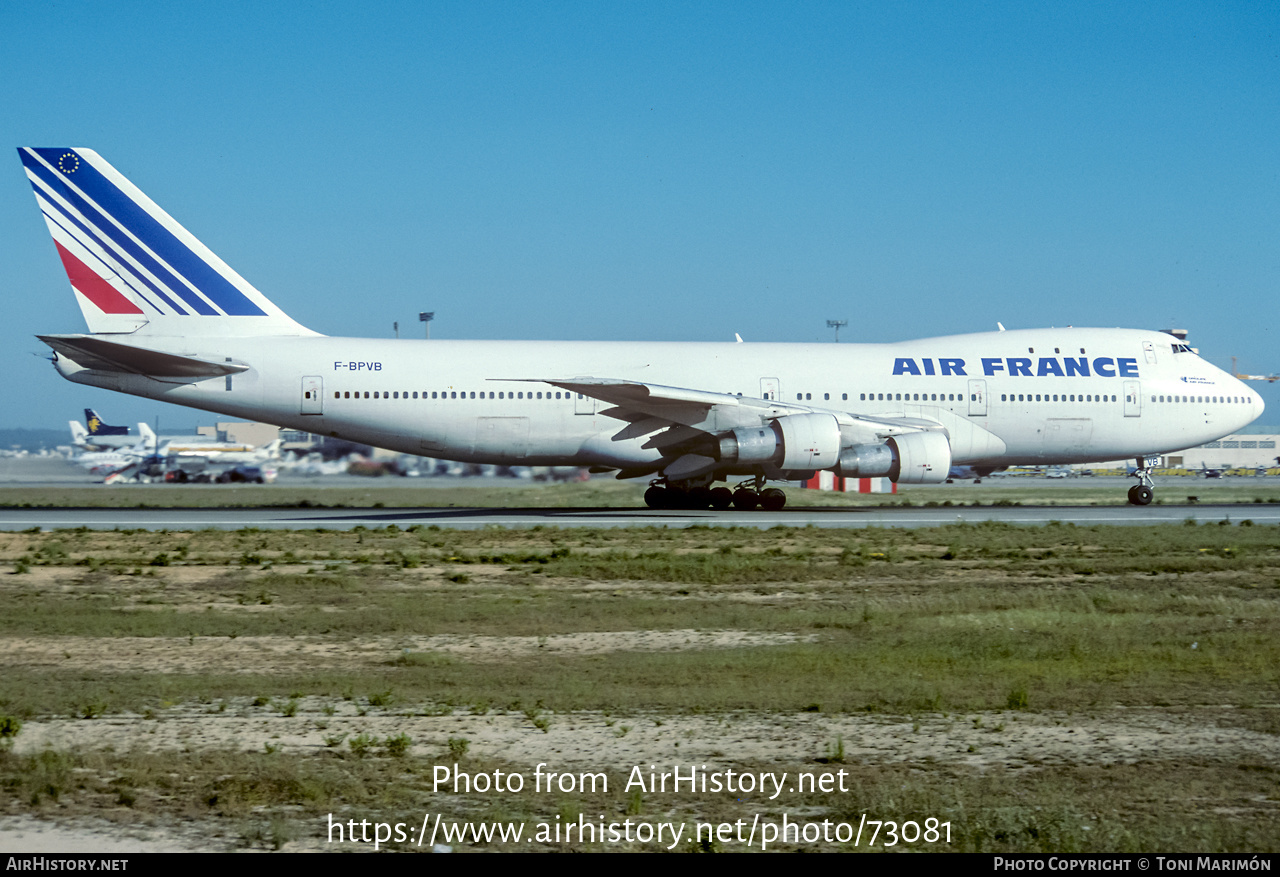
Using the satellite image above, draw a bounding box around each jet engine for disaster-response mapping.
[716,413,842,470]
[835,431,951,484]
[716,416,949,484]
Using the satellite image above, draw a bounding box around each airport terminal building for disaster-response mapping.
[1080,425,1280,472]
[1163,424,1280,470]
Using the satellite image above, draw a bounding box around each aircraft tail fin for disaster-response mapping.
[69,420,88,445]
[18,148,318,338]
[84,408,129,436]
[137,423,157,445]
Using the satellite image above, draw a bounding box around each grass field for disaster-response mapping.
[1,521,1277,851]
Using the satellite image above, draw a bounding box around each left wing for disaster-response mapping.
[509,376,947,480]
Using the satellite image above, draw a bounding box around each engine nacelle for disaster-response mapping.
[774,413,842,470]
[887,431,951,483]
[717,414,842,470]
[834,431,951,483]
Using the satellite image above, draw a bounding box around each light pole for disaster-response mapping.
[826,319,848,343]
[420,312,435,339]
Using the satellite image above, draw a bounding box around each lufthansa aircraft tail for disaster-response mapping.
[18,148,317,339]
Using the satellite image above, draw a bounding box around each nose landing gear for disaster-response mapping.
[1127,456,1156,505]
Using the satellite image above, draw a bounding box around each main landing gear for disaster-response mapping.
[644,476,787,511]
[1127,456,1155,506]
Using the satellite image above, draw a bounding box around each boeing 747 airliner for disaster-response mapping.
[18,148,1263,508]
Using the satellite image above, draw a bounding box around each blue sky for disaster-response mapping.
[3,1,1277,432]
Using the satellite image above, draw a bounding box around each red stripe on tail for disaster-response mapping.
[54,241,144,314]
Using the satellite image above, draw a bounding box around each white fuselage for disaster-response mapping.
[54,327,1263,471]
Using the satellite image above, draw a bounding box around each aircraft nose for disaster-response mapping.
[1235,378,1264,428]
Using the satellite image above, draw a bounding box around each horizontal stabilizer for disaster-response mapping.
[38,334,248,378]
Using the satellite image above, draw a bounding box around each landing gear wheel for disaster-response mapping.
[732,488,759,510]
[759,487,787,511]
[709,487,734,510]
[644,486,667,509]
[688,486,713,510]
[1129,485,1153,506]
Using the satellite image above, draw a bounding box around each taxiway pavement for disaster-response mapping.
[0,503,1276,530]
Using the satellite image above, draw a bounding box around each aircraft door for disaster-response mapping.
[474,417,529,460]
[1123,381,1141,417]
[574,392,596,415]
[760,378,780,401]
[967,379,987,416]
[1044,418,1094,454]
[301,376,323,415]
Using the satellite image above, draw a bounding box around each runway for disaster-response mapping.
[0,502,1276,530]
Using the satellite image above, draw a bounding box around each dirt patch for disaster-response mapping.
[0,629,816,674]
